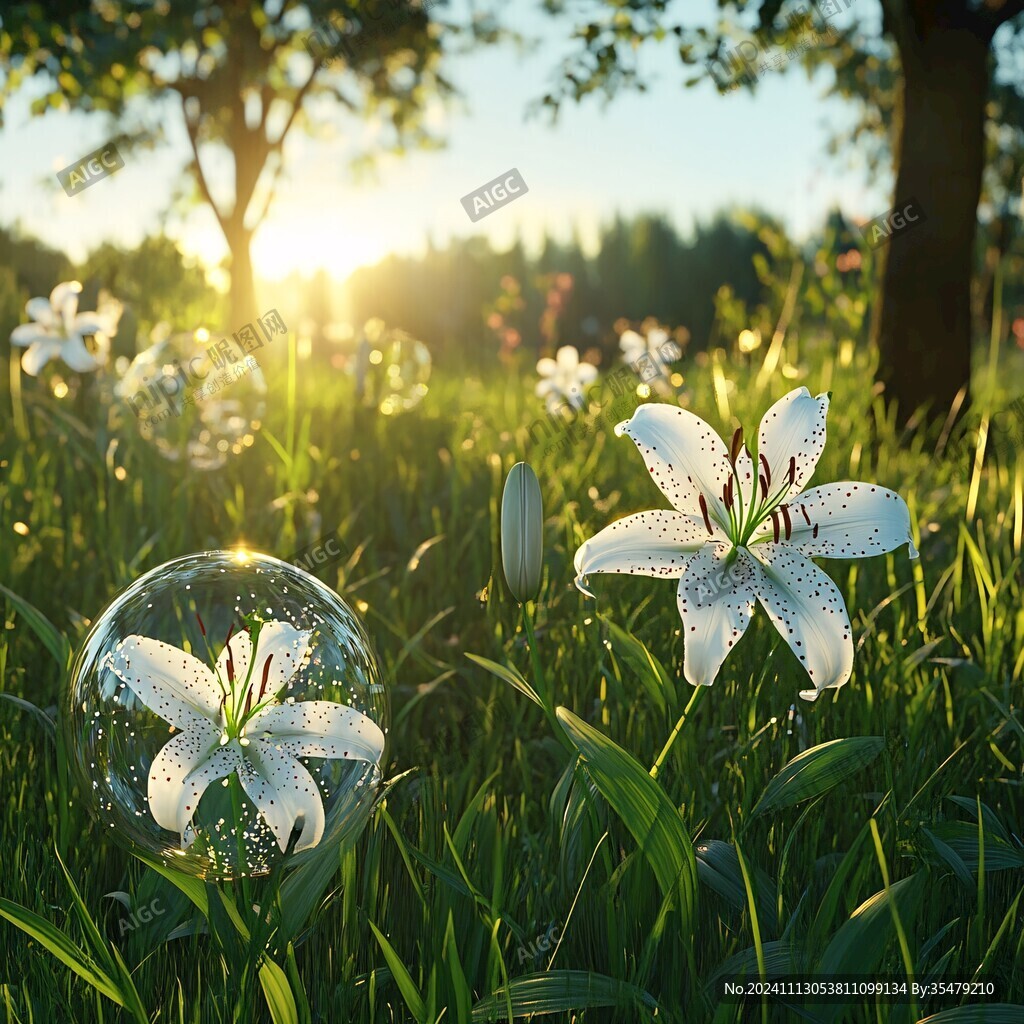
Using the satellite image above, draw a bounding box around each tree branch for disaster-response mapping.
[249,67,321,231]
[176,87,228,238]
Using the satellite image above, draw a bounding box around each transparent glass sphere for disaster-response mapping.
[116,330,266,470]
[65,551,389,879]
[364,327,431,415]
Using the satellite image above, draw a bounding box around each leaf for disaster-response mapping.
[0,583,71,669]
[452,771,500,857]
[556,707,698,931]
[599,616,673,714]
[751,737,884,816]
[259,958,299,1024]
[284,942,312,1024]
[921,827,975,887]
[927,824,1024,872]
[695,839,778,934]
[0,898,124,1006]
[471,971,658,1021]
[278,793,371,940]
[706,939,809,989]
[214,886,251,941]
[814,873,926,1024]
[443,913,472,1024]
[369,921,426,1023]
[916,1008,1024,1024]
[465,653,541,707]
[102,891,133,913]
[946,796,1012,845]
[131,851,210,916]
[0,693,56,739]
[53,848,151,1022]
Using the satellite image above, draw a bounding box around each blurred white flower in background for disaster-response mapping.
[535,345,597,413]
[9,281,115,376]
[619,326,681,368]
[618,325,683,397]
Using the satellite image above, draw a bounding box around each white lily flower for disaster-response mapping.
[103,619,385,853]
[536,345,598,413]
[9,281,112,376]
[574,388,918,701]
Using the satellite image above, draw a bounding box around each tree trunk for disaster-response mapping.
[226,223,257,330]
[873,20,988,424]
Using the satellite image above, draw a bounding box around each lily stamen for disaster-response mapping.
[780,504,792,540]
[225,625,235,683]
[759,452,771,486]
[729,427,743,465]
[257,655,274,704]
[698,494,714,535]
[769,510,780,543]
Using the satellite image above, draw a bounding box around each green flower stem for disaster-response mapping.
[650,683,706,781]
[229,774,253,909]
[520,602,571,749]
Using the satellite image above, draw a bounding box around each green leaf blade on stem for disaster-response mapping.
[464,653,541,707]
[555,707,698,937]
[259,957,299,1024]
[751,737,885,817]
[0,898,124,1007]
[0,582,72,669]
[369,920,427,1023]
[471,970,658,1021]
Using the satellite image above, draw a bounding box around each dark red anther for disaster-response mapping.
[812,523,819,539]
[770,510,780,543]
[759,452,771,486]
[800,503,811,526]
[224,625,235,682]
[780,503,792,540]
[698,494,714,535]
[257,654,274,703]
[195,613,207,637]
[759,474,768,501]
[723,477,734,507]
[788,456,797,486]
[729,427,743,465]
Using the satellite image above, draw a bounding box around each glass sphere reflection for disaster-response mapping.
[116,330,266,470]
[65,551,389,879]
[361,326,430,415]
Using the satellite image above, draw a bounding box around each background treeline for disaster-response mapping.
[2,206,1022,378]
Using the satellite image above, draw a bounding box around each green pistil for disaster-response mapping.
[215,615,267,740]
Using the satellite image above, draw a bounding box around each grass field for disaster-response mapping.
[1,332,1023,1023]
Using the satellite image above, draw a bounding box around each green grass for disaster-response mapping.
[1,333,1023,1023]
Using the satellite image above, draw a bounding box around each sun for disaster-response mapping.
[250,220,388,282]
[180,215,390,287]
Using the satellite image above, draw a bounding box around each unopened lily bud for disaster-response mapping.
[500,462,544,603]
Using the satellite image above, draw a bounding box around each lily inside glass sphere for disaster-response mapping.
[66,551,389,879]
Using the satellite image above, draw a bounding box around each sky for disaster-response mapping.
[0,0,887,286]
